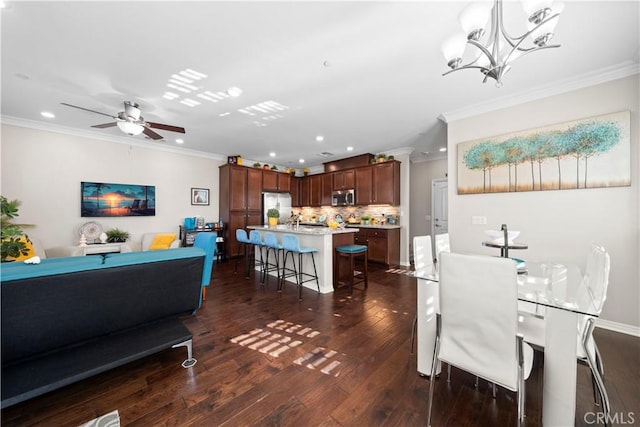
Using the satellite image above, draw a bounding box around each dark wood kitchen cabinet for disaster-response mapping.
[353,227,400,267]
[290,177,301,207]
[309,175,322,207]
[332,169,354,191]
[262,170,291,193]
[355,161,400,205]
[219,164,263,258]
[321,173,332,206]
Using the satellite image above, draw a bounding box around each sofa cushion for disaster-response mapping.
[0,255,104,282]
[149,233,177,250]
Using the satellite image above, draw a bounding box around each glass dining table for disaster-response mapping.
[412,261,599,426]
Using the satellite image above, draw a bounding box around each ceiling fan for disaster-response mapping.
[61,101,185,140]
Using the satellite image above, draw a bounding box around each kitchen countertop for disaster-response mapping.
[298,222,401,230]
[346,224,401,229]
[247,225,358,235]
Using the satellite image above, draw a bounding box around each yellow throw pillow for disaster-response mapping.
[11,235,35,261]
[149,233,176,250]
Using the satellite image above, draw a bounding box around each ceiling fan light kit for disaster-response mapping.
[61,101,185,141]
[442,0,563,87]
[117,121,144,136]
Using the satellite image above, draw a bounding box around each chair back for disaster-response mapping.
[434,233,450,264]
[263,232,280,249]
[249,230,263,245]
[282,234,301,252]
[584,244,610,314]
[192,232,217,287]
[236,229,250,244]
[413,235,434,275]
[438,252,520,391]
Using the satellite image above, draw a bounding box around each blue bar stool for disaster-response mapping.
[234,229,252,278]
[262,232,283,285]
[334,244,368,294]
[249,230,265,283]
[279,234,319,300]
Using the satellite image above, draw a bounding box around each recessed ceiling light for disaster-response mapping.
[269,152,276,157]
[316,135,324,142]
[299,159,305,164]
[176,138,184,144]
[227,87,243,97]
[346,146,354,151]
[439,147,447,152]
[40,111,55,118]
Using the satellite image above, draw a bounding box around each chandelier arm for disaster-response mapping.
[442,65,491,77]
[499,12,562,51]
[467,39,499,67]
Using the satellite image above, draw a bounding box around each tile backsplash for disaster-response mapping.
[290,205,400,225]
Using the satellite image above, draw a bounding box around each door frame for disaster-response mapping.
[431,178,448,256]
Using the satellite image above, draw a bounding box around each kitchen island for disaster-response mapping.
[247,225,358,294]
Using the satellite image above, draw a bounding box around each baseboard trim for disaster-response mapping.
[596,319,640,337]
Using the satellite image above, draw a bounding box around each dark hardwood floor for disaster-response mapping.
[2,261,639,426]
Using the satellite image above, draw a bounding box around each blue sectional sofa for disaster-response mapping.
[1,247,206,408]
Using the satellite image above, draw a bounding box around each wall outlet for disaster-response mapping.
[472,216,487,225]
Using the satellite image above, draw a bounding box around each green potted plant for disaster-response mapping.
[376,153,387,163]
[271,165,278,171]
[1,196,32,262]
[387,155,395,161]
[105,228,130,243]
[360,215,371,225]
[266,208,279,227]
[253,162,262,168]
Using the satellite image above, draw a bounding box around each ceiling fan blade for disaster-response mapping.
[143,126,164,140]
[146,122,186,134]
[61,102,117,119]
[91,122,118,129]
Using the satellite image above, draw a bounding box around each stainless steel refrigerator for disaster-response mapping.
[262,192,292,225]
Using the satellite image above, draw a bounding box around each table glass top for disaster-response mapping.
[411,261,599,317]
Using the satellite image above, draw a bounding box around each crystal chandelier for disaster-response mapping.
[441,0,564,87]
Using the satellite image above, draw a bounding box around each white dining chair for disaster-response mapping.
[427,252,533,427]
[434,232,450,268]
[518,244,611,424]
[411,236,437,358]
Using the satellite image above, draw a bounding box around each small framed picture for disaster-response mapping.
[191,188,209,206]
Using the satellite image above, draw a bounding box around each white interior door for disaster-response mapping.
[431,178,448,238]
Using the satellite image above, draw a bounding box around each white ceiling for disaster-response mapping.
[2,1,638,169]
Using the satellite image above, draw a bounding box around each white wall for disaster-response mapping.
[447,75,640,331]
[1,124,226,249]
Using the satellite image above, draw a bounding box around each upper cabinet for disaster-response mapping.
[262,170,291,193]
[372,161,400,205]
[332,169,355,190]
[321,173,332,206]
[225,165,262,211]
[355,161,400,205]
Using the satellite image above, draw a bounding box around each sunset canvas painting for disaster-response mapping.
[81,182,156,217]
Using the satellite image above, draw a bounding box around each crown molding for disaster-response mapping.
[0,115,227,161]
[439,61,640,124]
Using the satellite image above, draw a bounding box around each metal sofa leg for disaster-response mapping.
[172,339,197,368]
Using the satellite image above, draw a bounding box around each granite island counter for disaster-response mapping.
[247,225,358,294]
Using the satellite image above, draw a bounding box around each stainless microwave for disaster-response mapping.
[332,189,355,206]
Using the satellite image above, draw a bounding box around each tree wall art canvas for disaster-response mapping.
[81,182,156,217]
[457,111,631,194]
